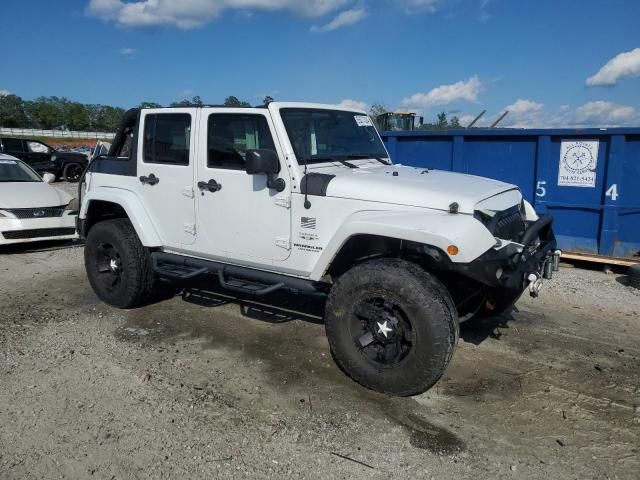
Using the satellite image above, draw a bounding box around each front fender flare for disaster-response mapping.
[310,210,496,280]
[80,187,162,247]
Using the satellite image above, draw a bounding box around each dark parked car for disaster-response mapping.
[0,137,88,182]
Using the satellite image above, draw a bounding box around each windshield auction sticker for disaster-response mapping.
[558,140,599,188]
[354,115,373,127]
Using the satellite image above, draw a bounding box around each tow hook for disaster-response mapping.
[528,273,543,298]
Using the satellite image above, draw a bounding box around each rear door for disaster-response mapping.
[137,110,197,248]
[1,138,28,162]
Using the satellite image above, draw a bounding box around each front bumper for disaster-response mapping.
[451,215,558,292]
[0,213,78,245]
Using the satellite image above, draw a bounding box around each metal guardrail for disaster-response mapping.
[0,127,115,140]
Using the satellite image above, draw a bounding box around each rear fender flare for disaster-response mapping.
[80,187,161,247]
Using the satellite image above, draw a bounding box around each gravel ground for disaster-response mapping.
[0,236,639,479]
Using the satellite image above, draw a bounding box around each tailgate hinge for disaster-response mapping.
[275,237,291,250]
[183,223,196,236]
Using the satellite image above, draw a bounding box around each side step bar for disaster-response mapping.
[150,252,325,296]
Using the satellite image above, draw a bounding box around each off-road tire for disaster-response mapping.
[629,264,640,289]
[62,162,84,182]
[325,258,459,396]
[84,218,155,309]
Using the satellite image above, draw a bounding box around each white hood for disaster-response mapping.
[0,182,72,209]
[314,163,521,214]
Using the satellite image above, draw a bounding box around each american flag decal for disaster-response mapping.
[301,217,316,229]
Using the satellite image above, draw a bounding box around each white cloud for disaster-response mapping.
[0,89,12,97]
[505,98,543,114]
[310,7,367,33]
[495,99,640,128]
[586,47,640,86]
[400,76,482,110]
[86,0,351,29]
[396,0,442,14]
[119,47,136,56]
[573,101,638,124]
[178,89,196,99]
[336,98,369,111]
[456,114,478,127]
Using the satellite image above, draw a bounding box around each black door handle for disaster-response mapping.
[197,179,222,193]
[140,173,159,186]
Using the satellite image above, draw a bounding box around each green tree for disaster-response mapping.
[26,97,67,129]
[263,95,274,105]
[138,102,163,109]
[449,116,461,128]
[0,94,30,128]
[64,101,90,131]
[170,95,205,107]
[436,112,448,129]
[369,102,388,129]
[223,96,251,107]
[95,106,125,132]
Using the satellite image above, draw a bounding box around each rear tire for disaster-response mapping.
[62,162,84,182]
[84,218,155,309]
[629,264,640,289]
[325,258,459,396]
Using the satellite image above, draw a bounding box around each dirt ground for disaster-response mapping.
[0,240,638,479]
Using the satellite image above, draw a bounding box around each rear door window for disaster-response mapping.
[143,114,191,165]
[2,139,25,152]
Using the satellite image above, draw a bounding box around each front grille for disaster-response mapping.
[475,205,525,242]
[5,206,65,219]
[1,228,76,240]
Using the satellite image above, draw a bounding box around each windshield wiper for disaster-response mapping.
[346,154,391,165]
[304,155,358,169]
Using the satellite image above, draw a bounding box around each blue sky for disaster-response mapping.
[1,0,639,127]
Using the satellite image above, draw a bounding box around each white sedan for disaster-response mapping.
[0,153,78,245]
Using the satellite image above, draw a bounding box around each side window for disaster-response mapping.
[208,114,276,170]
[26,141,50,153]
[143,113,191,165]
[3,139,25,152]
[114,129,133,158]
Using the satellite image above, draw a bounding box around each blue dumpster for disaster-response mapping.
[380,128,640,260]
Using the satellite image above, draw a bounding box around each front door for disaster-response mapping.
[194,109,291,263]
[24,140,56,173]
[137,109,197,248]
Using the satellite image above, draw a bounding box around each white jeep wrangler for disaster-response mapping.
[78,102,559,396]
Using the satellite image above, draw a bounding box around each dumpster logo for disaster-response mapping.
[558,140,599,188]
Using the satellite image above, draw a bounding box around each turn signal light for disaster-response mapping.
[447,245,459,256]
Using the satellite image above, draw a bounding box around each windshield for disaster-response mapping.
[0,159,42,182]
[281,108,389,164]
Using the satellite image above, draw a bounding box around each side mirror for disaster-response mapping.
[246,149,279,175]
[42,173,56,184]
[245,149,285,192]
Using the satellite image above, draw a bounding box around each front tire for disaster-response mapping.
[325,258,459,396]
[84,219,155,309]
